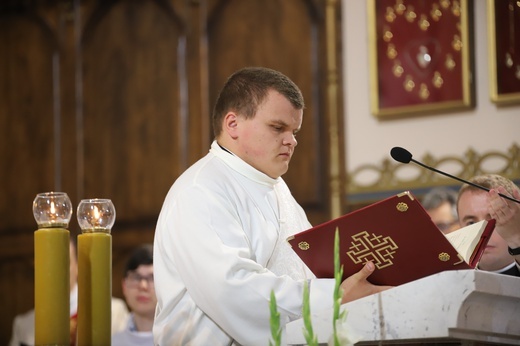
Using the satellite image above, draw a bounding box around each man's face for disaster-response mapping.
[457,189,512,270]
[427,201,460,234]
[122,264,156,318]
[232,90,302,179]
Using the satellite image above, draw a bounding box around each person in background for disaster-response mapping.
[9,238,129,346]
[457,174,520,277]
[153,66,390,345]
[422,186,460,234]
[112,244,155,346]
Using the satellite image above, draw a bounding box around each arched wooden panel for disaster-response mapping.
[0,7,64,343]
[0,13,59,231]
[0,1,344,343]
[80,1,186,222]
[206,0,331,222]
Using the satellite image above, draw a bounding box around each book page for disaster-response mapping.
[444,220,488,263]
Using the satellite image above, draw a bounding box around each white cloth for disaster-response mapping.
[476,261,520,276]
[268,180,313,280]
[112,314,154,346]
[153,141,335,346]
[9,287,129,346]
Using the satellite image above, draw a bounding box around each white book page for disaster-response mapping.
[444,220,488,263]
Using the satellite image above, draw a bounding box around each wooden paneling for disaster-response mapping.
[0,0,344,344]
[80,1,186,220]
[206,0,327,210]
[0,9,58,232]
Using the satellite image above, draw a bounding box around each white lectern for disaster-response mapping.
[286,270,520,345]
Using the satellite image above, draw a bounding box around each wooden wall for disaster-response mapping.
[0,0,344,343]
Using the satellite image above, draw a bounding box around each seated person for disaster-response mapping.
[112,244,155,346]
[422,186,460,234]
[9,239,129,346]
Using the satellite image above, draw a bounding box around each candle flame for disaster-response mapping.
[49,201,57,221]
[93,206,100,220]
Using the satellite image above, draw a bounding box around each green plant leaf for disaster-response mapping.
[302,280,318,346]
[332,228,346,346]
[269,290,282,346]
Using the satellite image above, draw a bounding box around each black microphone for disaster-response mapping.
[390,146,520,204]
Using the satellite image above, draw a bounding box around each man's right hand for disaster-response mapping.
[339,261,393,304]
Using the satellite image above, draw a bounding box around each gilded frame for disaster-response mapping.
[487,0,520,105]
[368,0,474,118]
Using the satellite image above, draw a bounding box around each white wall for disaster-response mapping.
[342,1,520,177]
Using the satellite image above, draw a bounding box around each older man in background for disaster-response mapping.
[457,174,520,277]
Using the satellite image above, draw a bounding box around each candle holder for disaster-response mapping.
[32,191,72,346]
[33,191,73,228]
[76,198,115,346]
[77,198,116,233]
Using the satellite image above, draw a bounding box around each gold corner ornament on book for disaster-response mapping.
[287,191,496,287]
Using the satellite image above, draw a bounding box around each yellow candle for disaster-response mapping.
[34,228,70,346]
[77,231,112,346]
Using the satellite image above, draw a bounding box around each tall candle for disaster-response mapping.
[77,231,112,345]
[34,228,70,345]
[76,199,115,346]
[32,192,73,346]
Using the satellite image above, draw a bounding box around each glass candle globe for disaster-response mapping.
[76,199,116,233]
[33,192,73,228]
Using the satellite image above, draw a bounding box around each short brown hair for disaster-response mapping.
[212,67,304,138]
[124,244,153,277]
[457,174,520,208]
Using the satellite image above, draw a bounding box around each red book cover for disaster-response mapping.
[287,191,495,286]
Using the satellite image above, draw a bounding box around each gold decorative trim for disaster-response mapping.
[438,252,451,262]
[397,191,415,200]
[487,0,520,105]
[396,202,409,212]
[367,0,474,117]
[453,254,465,265]
[347,144,520,196]
[298,241,310,251]
[346,231,398,270]
[325,0,344,219]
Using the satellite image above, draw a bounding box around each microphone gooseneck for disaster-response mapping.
[390,146,520,204]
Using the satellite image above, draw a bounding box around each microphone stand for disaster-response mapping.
[410,158,520,205]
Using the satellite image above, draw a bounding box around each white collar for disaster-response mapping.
[476,261,517,273]
[210,140,280,187]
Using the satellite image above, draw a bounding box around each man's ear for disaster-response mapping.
[223,112,239,139]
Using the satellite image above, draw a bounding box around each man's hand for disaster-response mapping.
[488,187,520,250]
[339,261,393,304]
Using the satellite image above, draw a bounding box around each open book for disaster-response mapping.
[444,220,493,267]
[287,191,495,286]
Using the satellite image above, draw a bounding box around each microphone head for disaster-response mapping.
[390,147,413,164]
